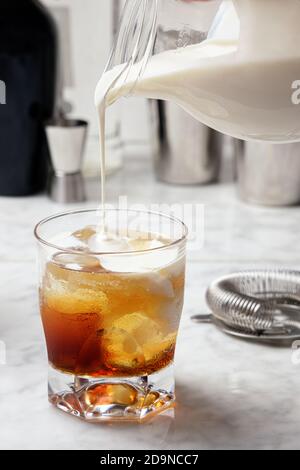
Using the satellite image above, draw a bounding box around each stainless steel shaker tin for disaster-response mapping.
[151,100,222,185]
[236,140,300,206]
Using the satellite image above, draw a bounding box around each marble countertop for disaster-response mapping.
[1,147,300,450]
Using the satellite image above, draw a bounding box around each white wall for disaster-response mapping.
[41,0,150,143]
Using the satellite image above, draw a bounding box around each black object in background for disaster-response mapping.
[0,0,57,196]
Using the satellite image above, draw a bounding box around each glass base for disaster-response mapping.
[48,364,175,422]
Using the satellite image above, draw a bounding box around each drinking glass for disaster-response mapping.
[35,209,187,422]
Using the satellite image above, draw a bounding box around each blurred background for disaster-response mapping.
[5,0,300,208]
[1,0,300,206]
[42,0,151,169]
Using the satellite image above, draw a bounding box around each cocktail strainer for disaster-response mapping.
[192,270,300,343]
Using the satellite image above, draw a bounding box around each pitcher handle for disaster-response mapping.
[105,0,158,97]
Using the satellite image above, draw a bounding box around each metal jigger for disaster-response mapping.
[46,119,88,203]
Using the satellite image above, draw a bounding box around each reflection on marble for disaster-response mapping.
[0,149,300,449]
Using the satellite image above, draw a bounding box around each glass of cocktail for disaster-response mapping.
[35,209,187,422]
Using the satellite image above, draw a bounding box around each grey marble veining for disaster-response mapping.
[0,149,300,450]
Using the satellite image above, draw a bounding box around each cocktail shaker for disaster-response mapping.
[236,140,300,206]
[151,100,222,185]
[0,0,57,196]
[46,119,88,203]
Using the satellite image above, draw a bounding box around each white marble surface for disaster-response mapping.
[1,148,300,450]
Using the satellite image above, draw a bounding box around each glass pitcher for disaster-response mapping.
[101,0,300,143]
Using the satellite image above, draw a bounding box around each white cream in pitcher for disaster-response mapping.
[96,0,300,146]
[92,0,300,251]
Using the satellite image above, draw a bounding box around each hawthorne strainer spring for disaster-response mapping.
[192,270,300,344]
